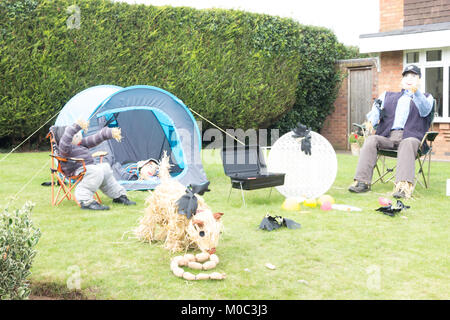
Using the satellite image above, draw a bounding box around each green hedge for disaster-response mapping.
[0,0,350,147]
[271,29,347,133]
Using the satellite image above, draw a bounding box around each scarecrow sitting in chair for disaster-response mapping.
[348,64,434,199]
[53,119,136,210]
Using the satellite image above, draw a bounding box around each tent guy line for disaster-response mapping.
[5,159,51,206]
[0,111,61,164]
[189,108,245,146]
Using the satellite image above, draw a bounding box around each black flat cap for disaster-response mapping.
[402,64,421,78]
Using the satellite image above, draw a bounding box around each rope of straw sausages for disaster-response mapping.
[170,252,226,280]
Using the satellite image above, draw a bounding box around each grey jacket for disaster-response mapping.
[58,123,113,176]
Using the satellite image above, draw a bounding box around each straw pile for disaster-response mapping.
[135,153,223,253]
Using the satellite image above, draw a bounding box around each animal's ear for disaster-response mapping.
[192,219,204,227]
[213,212,224,220]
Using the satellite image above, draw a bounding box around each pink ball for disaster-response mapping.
[320,201,332,211]
[378,197,392,206]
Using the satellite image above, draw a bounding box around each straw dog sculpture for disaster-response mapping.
[135,154,224,255]
[135,154,226,280]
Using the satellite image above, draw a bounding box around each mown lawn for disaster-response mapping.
[0,149,449,299]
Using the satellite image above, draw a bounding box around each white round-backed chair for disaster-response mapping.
[267,130,337,200]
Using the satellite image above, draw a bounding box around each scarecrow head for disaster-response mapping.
[137,159,159,180]
[401,64,421,92]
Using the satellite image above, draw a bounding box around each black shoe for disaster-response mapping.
[348,180,370,193]
[81,201,110,210]
[113,195,136,206]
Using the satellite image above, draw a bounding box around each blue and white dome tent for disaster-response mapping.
[54,85,208,190]
[55,85,123,127]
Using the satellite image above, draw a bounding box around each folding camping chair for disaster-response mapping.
[46,127,105,207]
[371,100,439,189]
[221,144,285,206]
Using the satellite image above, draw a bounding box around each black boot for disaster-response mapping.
[348,180,370,193]
[113,195,136,206]
[80,201,110,210]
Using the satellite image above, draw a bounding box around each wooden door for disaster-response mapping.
[349,67,373,141]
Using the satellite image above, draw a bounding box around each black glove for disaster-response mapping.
[301,135,312,156]
[292,122,312,156]
[374,98,385,121]
[259,215,283,231]
[176,192,198,219]
[376,200,410,217]
[175,182,211,219]
[292,122,309,138]
[190,181,210,195]
[259,214,301,231]
[282,218,301,229]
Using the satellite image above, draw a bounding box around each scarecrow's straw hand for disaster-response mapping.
[112,127,122,142]
[76,119,89,131]
[363,121,373,136]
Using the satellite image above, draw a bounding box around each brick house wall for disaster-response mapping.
[380,0,404,31]
[320,65,349,150]
[377,0,405,96]
[432,123,450,159]
[378,51,404,94]
[404,0,450,26]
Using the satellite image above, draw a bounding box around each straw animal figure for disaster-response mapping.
[135,154,225,280]
[135,153,224,255]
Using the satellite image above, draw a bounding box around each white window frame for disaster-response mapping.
[403,47,450,123]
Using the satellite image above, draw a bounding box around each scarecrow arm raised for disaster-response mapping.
[80,126,115,148]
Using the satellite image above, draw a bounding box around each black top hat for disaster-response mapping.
[402,64,421,78]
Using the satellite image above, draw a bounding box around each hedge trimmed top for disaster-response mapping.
[0,0,356,146]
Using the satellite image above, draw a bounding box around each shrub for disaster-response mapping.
[269,27,353,135]
[0,202,41,300]
[0,0,347,147]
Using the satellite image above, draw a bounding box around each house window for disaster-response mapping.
[426,50,442,62]
[425,67,443,116]
[404,47,450,122]
[407,52,419,63]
